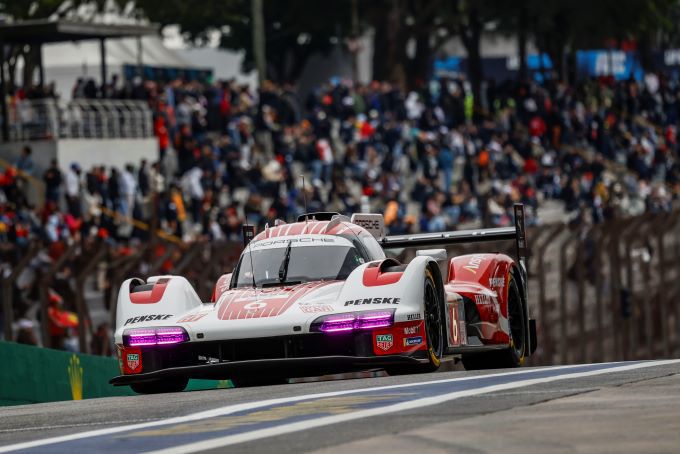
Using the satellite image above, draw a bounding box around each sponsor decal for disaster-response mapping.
[124,314,173,325]
[474,294,493,305]
[127,353,140,372]
[463,254,486,274]
[406,313,422,321]
[344,297,400,306]
[253,237,336,248]
[403,336,423,346]
[243,301,268,311]
[67,354,83,401]
[218,282,335,320]
[403,325,420,335]
[449,304,460,346]
[375,334,394,351]
[489,277,505,290]
[300,304,334,313]
[177,313,207,323]
[122,347,143,374]
[447,300,468,347]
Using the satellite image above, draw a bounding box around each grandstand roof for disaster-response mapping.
[0,19,159,45]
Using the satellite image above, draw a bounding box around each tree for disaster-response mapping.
[136,0,351,83]
[362,0,457,89]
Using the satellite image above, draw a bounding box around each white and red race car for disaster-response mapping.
[111,204,536,393]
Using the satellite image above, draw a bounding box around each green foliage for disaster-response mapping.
[135,0,351,82]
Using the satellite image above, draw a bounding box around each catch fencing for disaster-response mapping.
[394,209,680,366]
[2,210,679,365]
[7,98,154,141]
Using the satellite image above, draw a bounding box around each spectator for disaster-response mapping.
[43,159,63,204]
[120,164,137,218]
[15,146,34,177]
[65,163,82,218]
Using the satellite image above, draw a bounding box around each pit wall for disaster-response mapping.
[0,341,230,406]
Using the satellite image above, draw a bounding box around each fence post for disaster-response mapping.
[74,241,109,354]
[575,226,589,363]
[652,213,667,357]
[559,230,579,364]
[534,224,564,364]
[593,223,609,362]
[640,219,654,359]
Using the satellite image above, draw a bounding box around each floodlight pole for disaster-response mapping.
[252,0,266,85]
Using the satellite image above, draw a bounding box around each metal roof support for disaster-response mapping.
[100,37,107,95]
[37,43,45,87]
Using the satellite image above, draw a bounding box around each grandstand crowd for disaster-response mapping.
[4,73,679,244]
[2,72,679,350]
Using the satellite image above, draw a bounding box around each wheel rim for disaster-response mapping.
[424,277,442,360]
[508,279,525,358]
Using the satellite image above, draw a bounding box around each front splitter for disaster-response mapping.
[110,355,426,385]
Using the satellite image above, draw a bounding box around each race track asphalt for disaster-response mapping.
[1,359,679,453]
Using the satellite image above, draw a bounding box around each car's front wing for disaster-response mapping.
[110,355,427,386]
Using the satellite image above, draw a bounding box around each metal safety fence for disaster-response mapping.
[7,98,154,141]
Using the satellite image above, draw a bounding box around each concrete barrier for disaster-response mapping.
[0,342,230,406]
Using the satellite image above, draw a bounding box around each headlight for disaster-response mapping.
[123,327,189,346]
[310,309,395,333]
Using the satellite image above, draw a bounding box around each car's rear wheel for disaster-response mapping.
[387,268,444,375]
[130,378,188,394]
[462,273,526,370]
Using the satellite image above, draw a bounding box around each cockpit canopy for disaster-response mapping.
[232,233,384,288]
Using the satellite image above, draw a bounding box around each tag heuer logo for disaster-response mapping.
[376,334,393,351]
[127,353,140,372]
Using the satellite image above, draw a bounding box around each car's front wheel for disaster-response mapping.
[387,268,444,375]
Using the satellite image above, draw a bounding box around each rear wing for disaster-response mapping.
[379,204,528,271]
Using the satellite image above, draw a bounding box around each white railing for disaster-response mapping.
[8,98,154,141]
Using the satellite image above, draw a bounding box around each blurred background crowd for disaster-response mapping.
[3,73,679,251]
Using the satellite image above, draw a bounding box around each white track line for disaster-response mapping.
[146,359,680,454]
[0,360,677,453]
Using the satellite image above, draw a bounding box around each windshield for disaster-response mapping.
[234,244,366,288]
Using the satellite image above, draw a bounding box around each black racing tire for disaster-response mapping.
[387,268,444,375]
[462,273,527,370]
[130,378,188,394]
[230,376,289,388]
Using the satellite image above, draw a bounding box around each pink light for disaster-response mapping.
[321,325,356,333]
[156,327,189,344]
[356,318,392,329]
[320,314,356,333]
[127,328,157,346]
[356,311,392,320]
[356,311,393,329]
[316,311,394,333]
[124,327,189,346]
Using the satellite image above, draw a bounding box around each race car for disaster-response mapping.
[110,204,536,393]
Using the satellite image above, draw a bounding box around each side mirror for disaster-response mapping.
[416,249,447,261]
